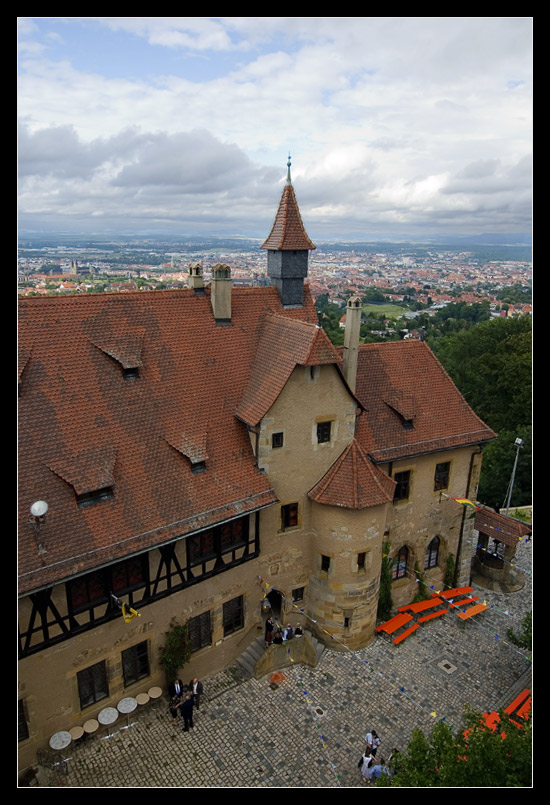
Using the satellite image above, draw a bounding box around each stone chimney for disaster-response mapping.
[188,262,205,293]
[210,264,232,325]
[342,296,362,393]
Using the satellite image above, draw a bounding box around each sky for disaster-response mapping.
[18,17,533,241]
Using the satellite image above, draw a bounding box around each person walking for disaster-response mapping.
[181,693,194,732]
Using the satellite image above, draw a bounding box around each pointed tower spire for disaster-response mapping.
[262,156,315,307]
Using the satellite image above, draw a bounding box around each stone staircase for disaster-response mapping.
[234,630,326,680]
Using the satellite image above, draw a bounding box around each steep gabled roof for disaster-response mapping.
[235,313,341,427]
[474,506,531,547]
[261,182,316,251]
[352,340,497,463]
[18,286,318,595]
[308,439,396,509]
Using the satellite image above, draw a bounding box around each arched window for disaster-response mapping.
[392,546,408,580]
[424,537,440,569]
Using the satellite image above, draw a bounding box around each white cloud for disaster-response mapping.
[17,17,532,237]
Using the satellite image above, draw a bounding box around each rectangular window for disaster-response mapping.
[77,660,109,710]
[122,641,150,686]
[188,611,212,653]
[321,555,331,572]
[223,596,244,637]
[434,462,450,491]
[272,432,284,449]
[292,587,305,602]
[357,552,366,569]
[281,502,299,530]
[393,471,411,502]
[18,699,29,743]
[317,421,332,443]
[76,486,114,508]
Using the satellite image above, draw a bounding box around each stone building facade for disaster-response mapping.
[18,170,496,770]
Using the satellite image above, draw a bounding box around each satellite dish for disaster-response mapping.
[30,500,49,518]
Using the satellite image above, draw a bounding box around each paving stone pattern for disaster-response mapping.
[42,537,532,787]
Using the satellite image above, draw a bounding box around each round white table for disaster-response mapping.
[98,706,119,739]
[117,696,137,730]
[48,730,72,766]
[136,692,150,706]
[49,730,72,751]
[148,686,162,699]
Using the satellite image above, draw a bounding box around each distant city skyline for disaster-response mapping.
[18,17,532,239]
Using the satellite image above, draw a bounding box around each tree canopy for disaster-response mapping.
[381,708,532,787]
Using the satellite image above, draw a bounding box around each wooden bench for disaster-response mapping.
[417,609,447,623]
[376,612,412,635]
[505,689,531,721]
[393,623,419,644]
[456,603,488,620]
[439,586,474,600]
[449,596,479,608]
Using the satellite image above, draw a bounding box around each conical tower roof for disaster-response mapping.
[261,156,316,251]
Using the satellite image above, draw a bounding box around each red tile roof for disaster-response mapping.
[235,313,341,427]
[474,506,531,547]
[18,286,318,595]
[261,183,316,251]
[308,439,396,509]
[351,341,497,463]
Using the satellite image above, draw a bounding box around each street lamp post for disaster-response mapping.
[504,438,524,516]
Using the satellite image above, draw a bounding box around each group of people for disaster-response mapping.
[359,730,393,784]
[264,618,303,647]
[168,677,204,732]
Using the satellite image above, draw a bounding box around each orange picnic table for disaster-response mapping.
[398,597,444,614]
[376,612,412,635]
[438,586,474,600]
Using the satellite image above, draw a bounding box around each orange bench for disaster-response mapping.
[418,609,447,623]
[505,689,531,721]
[393,623,419,644]
[439,586,474,600]
[456,603,488,620]
[449,596,479,608]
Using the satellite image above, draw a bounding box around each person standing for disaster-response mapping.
[360,751,375,781]
[365,729,381,756]
[265,617,274,647]
[181,694,194,732]
[188,677,204,710]
[168,678,185,698]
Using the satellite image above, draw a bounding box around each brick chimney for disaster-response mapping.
[210,264,232,325]
[342,296,362,393]
[188,262,205,293]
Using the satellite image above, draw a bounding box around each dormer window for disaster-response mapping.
[191,460,206,475]
[77,486,114,508]
[123,366,140,380]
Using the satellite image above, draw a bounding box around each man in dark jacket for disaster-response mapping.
[181,694,194,732]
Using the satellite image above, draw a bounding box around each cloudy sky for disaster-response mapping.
[18,17,532,240]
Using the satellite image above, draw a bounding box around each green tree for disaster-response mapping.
[377,540,393,621]
[159,618,192,682]
[506,611,532,651]
[387,709,531,787]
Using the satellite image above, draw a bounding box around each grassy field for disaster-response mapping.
[362,303,409,319]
